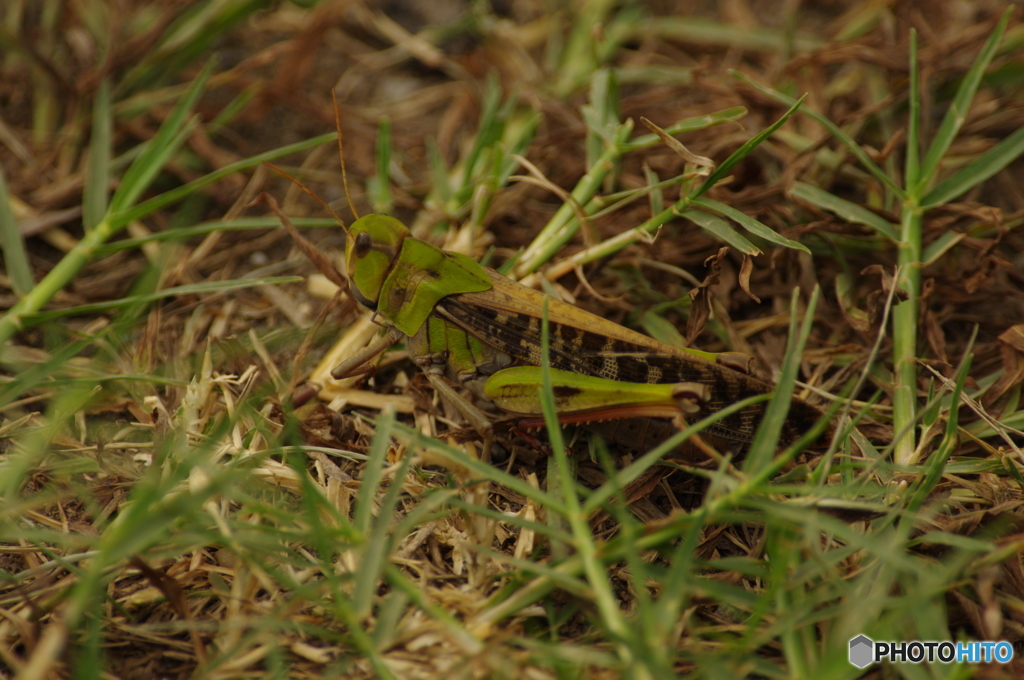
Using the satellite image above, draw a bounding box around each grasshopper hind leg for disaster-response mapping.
[586,418,743,465]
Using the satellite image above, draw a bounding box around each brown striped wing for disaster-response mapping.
[437,269,822,444]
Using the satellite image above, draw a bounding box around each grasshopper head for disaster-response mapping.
[345,214,409,309]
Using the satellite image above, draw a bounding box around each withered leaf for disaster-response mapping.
[738,254,761,304]
[687,247,728,344]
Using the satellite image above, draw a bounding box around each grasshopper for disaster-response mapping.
[274,205,825,454]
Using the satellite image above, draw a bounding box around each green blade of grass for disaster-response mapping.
[456,74,505,201]
[581,394,773,515]
[108,60,215,216]
[789,181,899,240]
[94,217,338,255]
[514,106,752,278]
[679,208,759,254]
[0,61,214,348]
[582,67,621,170]
[386,422,570,516]
[692,197,809,253]
[513,119,635,277]
[634,15,823,52]
[353,415,412,620]
[368,116,393,215]
[743,286,820,474]
[904,356,971,515]
[914,7,1012,196]
[905,30,921,190]
[536,298,637,661]
[83,77,111,232]
[21,276,301,324]
[693,94,806,200]
[922,125,1024,208]
[734,71,907,201]
[0,166,33,296]
[114,133,337,228]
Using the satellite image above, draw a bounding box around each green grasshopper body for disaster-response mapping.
[337,214,824,448]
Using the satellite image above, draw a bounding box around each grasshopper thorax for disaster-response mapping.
[345,214,410,309]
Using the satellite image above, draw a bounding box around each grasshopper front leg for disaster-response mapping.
[405,315,516,461]
[330,327,402,380]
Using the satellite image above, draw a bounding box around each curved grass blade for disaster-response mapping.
[922,125,1024,209]
[743,285,820,474]
[679,208,758,254]
[789,181,899,240]
[693,197,810,253]
[693,94,806,200]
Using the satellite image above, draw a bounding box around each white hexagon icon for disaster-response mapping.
[849,635,874,669]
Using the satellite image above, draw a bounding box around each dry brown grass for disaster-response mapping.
[2,1,1023,678]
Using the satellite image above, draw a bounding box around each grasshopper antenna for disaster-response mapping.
[264,161,349,235]
[333,90,360,222]
[258,192,348,291]
[264,93,359,231]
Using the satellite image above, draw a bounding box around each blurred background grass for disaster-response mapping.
[1,1,1023,678]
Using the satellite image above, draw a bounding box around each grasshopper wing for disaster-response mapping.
[438,269,824,444]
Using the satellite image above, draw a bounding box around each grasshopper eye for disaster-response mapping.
[354,231,373,258]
